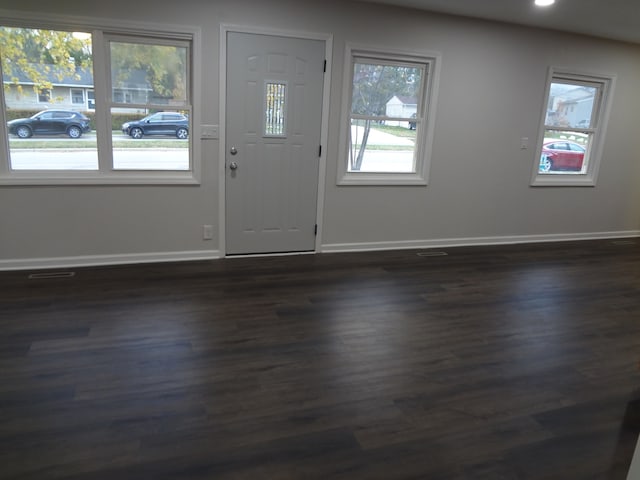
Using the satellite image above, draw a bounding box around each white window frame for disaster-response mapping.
[531,67,615,187]
[71,88,85,105]
[37,88,52,103]
[337,44,440,186]
[0,10,202,185]
[87,90,95,110]
[105,33,192,172]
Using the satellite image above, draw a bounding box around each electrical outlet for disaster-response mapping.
[202,225,214,240]
[521,137,529,150]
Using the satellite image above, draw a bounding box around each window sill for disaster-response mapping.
[337,171,427,186]
[0,171,200,186]
[530,173,596,187]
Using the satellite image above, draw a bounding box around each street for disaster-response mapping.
[9,148,189,171]
[8,127,414,172]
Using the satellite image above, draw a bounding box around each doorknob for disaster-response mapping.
[230,146,238,155]
[229,161,238,170]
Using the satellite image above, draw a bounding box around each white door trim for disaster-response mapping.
[219,24,332,256]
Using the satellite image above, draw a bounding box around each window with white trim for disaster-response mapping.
[337,45,439,185]
[38,88,51,103]
[532,68,615,186]
[71,89,85,105]
[0,20,198,184]
[107,36,190,171]
[2,27,99,171]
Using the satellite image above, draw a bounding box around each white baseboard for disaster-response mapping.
[0,249,222,271]
[2,230,639,271]
[320,231,640,253]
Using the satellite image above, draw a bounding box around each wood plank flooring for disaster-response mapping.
[1,240,640,479]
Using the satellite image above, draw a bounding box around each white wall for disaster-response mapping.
[1,0,640,268]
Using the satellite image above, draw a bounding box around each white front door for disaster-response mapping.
[225,32,325,255]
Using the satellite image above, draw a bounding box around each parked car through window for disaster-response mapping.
[539,139,586,172]
[121,112,189,139]
[7,110,91,138]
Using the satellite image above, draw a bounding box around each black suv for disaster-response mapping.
[8,110,91,138]
[122,112,189,139]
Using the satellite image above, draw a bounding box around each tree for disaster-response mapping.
[0,27,92,99]
[109,42,187,104]
[1,27,185,107]
[349,62,421,171]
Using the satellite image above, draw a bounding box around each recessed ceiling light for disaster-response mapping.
[535,0,555,6]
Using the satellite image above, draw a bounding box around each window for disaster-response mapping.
[0,19,199,184]
[71,89,84,105]
[87,90,95,110]
[38,88,51,103]
[337,45,440,185]
[1,27,98,171]
[532,68,615,186]
[112,90,130,104]
[108,36,190,171]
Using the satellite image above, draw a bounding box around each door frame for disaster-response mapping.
[219,24,333,256]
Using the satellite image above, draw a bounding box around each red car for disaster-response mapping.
[539,140,586,172]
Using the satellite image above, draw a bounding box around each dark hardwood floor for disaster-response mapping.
[2,240,640,479]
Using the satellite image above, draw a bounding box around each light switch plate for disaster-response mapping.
[201,125,219,140]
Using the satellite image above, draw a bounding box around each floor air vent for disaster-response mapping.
[416,251,448,257]
[28,272,76,279]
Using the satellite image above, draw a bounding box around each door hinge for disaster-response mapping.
[323,60,327,73]
[318,145,322,157]
[314,224,318,236]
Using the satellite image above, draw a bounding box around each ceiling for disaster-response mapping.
[356,0,640,45]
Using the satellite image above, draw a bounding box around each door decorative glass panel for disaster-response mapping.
[264,81,287,137]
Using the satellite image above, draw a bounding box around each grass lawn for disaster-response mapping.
[373,125,417,139]
[9,133,188,149]
[352,144,414,151]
